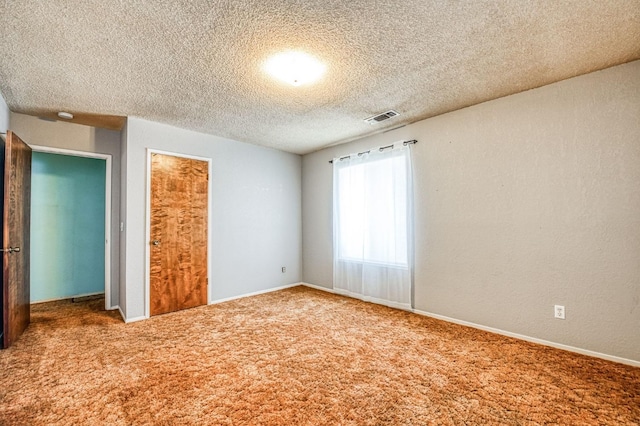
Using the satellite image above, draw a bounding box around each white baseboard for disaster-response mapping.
[123,314,147,323]
[119,306,146,323]
[298,282,639,367]
[413,309,639,368]
[300,282,335,293]
[209,283,301,305]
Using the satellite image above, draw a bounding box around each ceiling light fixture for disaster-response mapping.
[57,111,74,119]
[264,51,325,86]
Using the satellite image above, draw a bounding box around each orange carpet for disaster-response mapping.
[1,286,638,425]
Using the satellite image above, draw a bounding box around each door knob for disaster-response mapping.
[152,240,160,246]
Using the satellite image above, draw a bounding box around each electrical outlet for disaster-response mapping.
[554,305,565,319]
[281,267,286,273]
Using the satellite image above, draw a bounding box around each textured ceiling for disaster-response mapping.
[0,1,639,154]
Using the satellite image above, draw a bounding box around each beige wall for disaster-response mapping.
[10,113,122,309]
[302,60,640,362]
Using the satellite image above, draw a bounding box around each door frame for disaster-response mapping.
[145,149,212,319]
[29,145,113,310]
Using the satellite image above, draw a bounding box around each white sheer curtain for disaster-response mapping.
[332,143,413,310]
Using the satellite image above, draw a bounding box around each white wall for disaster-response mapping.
[119,121,128,317]
[302,60,640,362]
[122,118,302,320]
[10,113,122,309]
[0,91,9,133]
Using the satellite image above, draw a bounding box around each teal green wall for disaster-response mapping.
[30,152,106,302]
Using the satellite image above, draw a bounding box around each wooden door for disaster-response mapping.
[1,131,32,349]
[149,153,208,316]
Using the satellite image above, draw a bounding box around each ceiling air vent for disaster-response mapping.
[364,110,400,125]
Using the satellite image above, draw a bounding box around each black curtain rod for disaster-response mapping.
[329,139,417,164]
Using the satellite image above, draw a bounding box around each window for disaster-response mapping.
[336,156,408,266]
[333,144,413,309]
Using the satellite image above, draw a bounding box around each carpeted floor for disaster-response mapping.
[1,286,638,425]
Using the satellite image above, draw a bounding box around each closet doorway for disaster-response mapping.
[30,146,111,309]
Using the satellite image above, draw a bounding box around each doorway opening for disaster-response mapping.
[29,146,112,310]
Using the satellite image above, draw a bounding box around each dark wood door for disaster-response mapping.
[1,131,32,349]
[149,153,208,316]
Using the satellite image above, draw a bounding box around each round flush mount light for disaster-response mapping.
[57,111,74,119]
[264,51,325,86]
